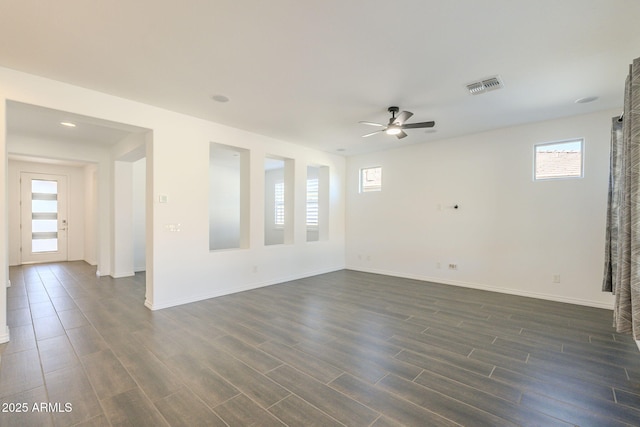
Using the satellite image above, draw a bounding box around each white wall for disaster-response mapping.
[0,100,7,343]
[84,164,98,265]
[8,160,87,265]
[0,66,346,318]
[346,110,616,309]
[209,156,243,250]
[112,133,147,276]
[132,158,146,272]
[113,161,134,277]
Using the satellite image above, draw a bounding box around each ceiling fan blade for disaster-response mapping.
[396,130,408,139]
[359,121,385,127]
[362,130,384,138]
[401,121,435,129]
[392,110,413,125]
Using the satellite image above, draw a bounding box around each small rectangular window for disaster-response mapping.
[360,166,382,192]
[534,139,583,180]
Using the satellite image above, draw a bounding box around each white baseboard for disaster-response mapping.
[636,340,640,352]
[146,265,344,310]
[111,272,135,279]
[346,266,614,310]
[0,326,10,344]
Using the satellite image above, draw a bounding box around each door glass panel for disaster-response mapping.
[31,179,58,253]
[32,219,58,233]
[32,179,57,194]
[32,199,58,213]
[32,239,58,253]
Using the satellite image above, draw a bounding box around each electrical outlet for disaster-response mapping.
[436,262,441,269]
[448,263,458,270]
[553,274,561,283]
[252,265,258,273]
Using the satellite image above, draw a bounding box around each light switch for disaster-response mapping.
[165,223,181,232]
[158,194,168,203]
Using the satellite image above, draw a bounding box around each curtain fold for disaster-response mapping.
[602,117,623,292]
[603,57,640,340]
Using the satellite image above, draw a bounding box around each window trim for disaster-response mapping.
[533,138,584,181]
[360,166,382,193]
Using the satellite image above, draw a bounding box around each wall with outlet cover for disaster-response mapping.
[0,66,346,326]
[346,109,616,309]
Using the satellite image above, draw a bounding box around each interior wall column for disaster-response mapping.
[0,99,10,343]
[112,160,134,277]
[144,133,154,309]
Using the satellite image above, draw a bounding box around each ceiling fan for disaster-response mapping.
[360,106,435,139]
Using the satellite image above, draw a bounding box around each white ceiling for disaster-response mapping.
[1,1,638,155]
[6,101,148,146]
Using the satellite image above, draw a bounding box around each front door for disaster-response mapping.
[20,172,68,264]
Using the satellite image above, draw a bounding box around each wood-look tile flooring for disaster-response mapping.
[1,262,640,426]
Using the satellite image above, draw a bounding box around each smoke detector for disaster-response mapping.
[466,76,504,95]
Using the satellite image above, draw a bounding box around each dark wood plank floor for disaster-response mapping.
[1,261,640,426]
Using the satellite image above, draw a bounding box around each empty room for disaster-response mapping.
[1,1,640,426]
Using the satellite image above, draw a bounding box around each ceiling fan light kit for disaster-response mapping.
[359,106,435,139]
[385,126,402,135]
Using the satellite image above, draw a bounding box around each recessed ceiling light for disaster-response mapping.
[60,122,76,127]
[211,94,230,103]
[575,96,599,104]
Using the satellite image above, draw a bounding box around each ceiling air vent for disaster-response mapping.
[466,76,504,95]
